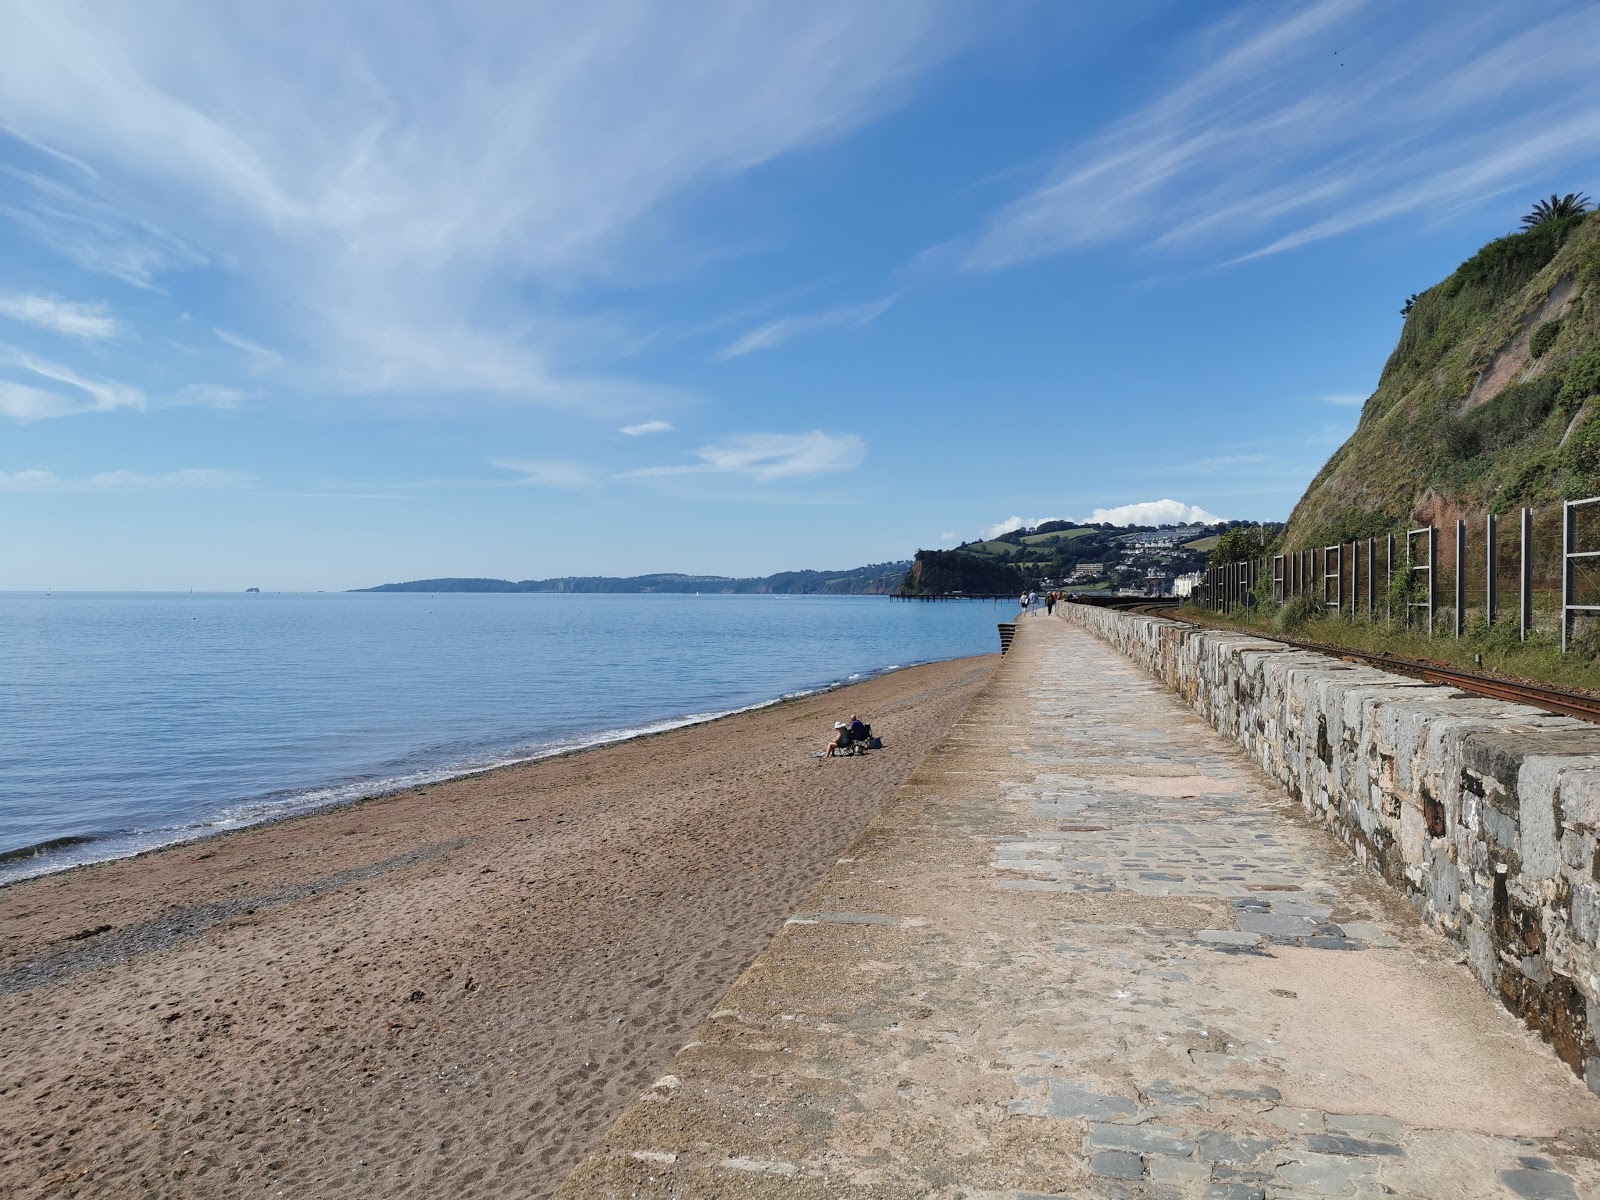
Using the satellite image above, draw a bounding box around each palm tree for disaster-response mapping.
[1521,193,1592,229]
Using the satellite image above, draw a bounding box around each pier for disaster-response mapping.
[558,614,1600,1197]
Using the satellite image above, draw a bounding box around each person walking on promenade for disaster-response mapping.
[1028,589,1039,615]
[1019,591,1030,618]
[1045,592,1056,616]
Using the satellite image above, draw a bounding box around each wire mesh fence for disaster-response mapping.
[1194,496,1600,653]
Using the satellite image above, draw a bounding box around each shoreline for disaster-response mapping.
[0,653,995,1199]
[0,653,962,888]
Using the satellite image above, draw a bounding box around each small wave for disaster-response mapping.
[0,666,911,887]
[0,834,96,866]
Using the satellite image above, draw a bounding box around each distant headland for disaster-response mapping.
[354,562,911,596]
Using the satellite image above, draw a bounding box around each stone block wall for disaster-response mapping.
[1064,603,1600,1092]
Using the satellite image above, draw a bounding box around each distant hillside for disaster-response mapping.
[899,520,1223,594]
[1286,209,1600,546]
[358,562,911,596]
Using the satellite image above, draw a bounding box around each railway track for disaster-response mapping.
[1100,599,1600,726]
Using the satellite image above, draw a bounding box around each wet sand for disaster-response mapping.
[0,654,993,1199]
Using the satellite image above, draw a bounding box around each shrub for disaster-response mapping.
[1457,215,1585,305]
[1482,374,1565,442]
[1530,319,1561,358]
[1561,349,1600,407]
[1439,416,1481,460]
[1273,591,1324,634]
[1564,416,1600,475]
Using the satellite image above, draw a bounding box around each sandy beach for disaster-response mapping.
[0,654,992,1199]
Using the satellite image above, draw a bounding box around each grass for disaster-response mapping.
[964,540,1021,557]
[1178,603,1600,696]
[1019,529,1098,544]
[1182,535,1221,552]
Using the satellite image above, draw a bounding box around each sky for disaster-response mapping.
[3,0,1599,590]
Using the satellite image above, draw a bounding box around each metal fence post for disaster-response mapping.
[1564,501,1573,653]
[1559,499,1600,652]
[1408,526,1435,635]
[1485,513,1497,627]
[1322,544,1341,614]
[1454,518,1466,638]
[1386,533,1395,622]
[1367,536,1376,618]
[1351,539,1359,620]
[1428,525,1437,637]
[1521,507,1533,641]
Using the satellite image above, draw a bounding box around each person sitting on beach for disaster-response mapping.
[825,721,851,757]
[847,715,868,742]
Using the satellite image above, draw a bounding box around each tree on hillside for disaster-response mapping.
[1208,525,1274,567]
[1520,193,1591,229]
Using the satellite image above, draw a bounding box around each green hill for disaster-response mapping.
[896,550,1026,596]
[1285,210,1600,546]
[360,562,910,595]
[897,521,1226,594]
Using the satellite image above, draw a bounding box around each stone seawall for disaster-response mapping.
[1064,603,1600,1092]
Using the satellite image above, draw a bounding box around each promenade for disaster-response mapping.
[558,615,1600,1199]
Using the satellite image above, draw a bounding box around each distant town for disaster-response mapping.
[900,519,1280,599]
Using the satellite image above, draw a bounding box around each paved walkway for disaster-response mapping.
[558,617,1600,1199]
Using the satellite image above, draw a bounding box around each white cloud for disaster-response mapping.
[979,515,1064,540]
[172,383,251,409]
[0,344,144,420]
[1080,499,1224,526]
[0,291,120,339]
[214,328,285,369]
[490,459,594,489]
[962,5,1600,270]
[620,420,674,436]
[626,431,865,483]
[0,4,961,402]
[0,467,253,491]
[1318,392,1367,407]
[715,293,897,360]
[939,530,957,541]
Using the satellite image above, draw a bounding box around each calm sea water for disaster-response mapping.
[0,592,1006,884]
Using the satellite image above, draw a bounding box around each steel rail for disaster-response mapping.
[1097,600,1600,726]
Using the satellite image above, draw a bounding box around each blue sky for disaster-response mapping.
[3,1,1599,589]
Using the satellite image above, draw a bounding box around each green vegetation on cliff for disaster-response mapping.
[896,550,1026,596]
[1285,210,1600,548]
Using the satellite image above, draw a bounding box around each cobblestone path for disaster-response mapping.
[558,617,1600,1199]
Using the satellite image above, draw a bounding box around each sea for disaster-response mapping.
[0,591,1009,885]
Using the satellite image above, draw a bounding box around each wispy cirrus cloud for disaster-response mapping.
[0,3,962,405]
[0,345,143,420]
[620,420,674,436]
[625,431,866,483]
[213,329,285,370]
[963,3,1600,270]
[0,291,120,339]
[715,293,897,360]
[490,459,595,489]
[0,467,253,491]
[1318,391,1368,407]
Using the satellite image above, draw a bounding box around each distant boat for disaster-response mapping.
[245,587,261,593]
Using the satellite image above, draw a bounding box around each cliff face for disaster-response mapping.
[897,550,1027,596]
[1284,212,1600,547]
